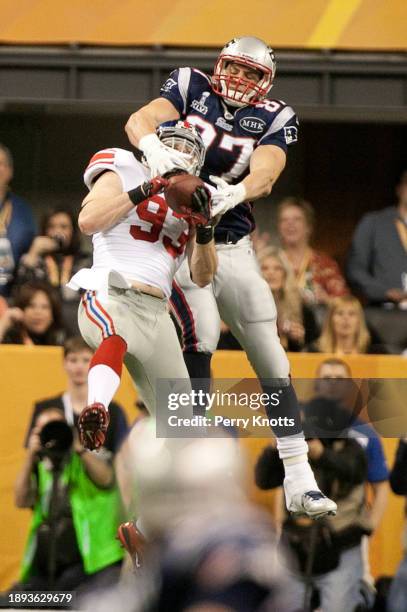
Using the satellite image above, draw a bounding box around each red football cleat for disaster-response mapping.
[117,521,146,569]
[78,402,110,450]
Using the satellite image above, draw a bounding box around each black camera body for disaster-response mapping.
[52,235,65,253]
[39,420,73,466]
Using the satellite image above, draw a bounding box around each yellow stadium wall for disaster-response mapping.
[1,1,407,50]
[0,347,405,590]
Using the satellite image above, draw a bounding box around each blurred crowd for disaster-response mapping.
[1,141,407,611]
[6,360,407,612]
[1,140,406,354]
[220,173,407,355]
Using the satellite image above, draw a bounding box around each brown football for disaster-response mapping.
[164,173,204,213]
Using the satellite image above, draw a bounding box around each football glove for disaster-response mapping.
[187,185,212,226]
[78,402,110,450]
[128,176,169,206]
[210,175,247,217]
[139,133,193,178]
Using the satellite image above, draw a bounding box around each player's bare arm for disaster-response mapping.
[125,98,180,148]
[187,230,218,288]
[78,171,133,235]
[243,143,286,200]
[210,144,286,218]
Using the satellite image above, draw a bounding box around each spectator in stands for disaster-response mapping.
[256,358,388,612]
[16,208,91,335]
[347,170,407,308]
[311,358,389,604]
[255,418,369,612]
[276,197,349,305]
[258,246,319,351]
[305,295,387,354]
[387,437,407,612]
[14,405,124,593]
[0,143,36,298]
[255,357,389,612]
[0,280,65,345]
[25,336,129,454]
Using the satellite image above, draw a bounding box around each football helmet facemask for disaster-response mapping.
[157,121,206,176]
[212,36,276,108]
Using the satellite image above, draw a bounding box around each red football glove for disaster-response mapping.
[141,176,169,198]
[127,176,169,207]
[78,403,110,450]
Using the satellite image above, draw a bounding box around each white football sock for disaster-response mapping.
[88,364,120,408]
[276,433,308,460]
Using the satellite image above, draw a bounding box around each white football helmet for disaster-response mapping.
[157,120,206,175]
[212,36,276,108]
[126,418,245,536]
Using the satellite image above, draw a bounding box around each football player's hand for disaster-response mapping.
[140,176,169,198]
[78,403,110,450]
[209,176,247,217]
[188,185,212,226]
[139,133,192,178]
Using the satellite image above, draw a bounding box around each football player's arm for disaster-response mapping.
[210,145,286,218]
[78,171,134,235]
[242,144,286,200]
[187,230,218,288]
[125,98,180,148]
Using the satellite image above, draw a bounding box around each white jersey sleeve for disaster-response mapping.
[84,148,150,191]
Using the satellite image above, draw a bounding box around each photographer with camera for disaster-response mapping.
[255,364,373,612]
[14,404,124,594]
[16,208,91,335]
[13,338,127,594]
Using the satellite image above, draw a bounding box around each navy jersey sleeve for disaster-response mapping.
[160,67,192,116]
[257,105,299,153]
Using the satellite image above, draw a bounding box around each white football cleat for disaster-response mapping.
[287,489,337,520]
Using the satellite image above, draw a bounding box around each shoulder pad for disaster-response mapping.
[84,148,142,190]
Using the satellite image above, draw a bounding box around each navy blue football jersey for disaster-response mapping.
[160,67,299,242]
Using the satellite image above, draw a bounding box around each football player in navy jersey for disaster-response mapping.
[125,36,337,520]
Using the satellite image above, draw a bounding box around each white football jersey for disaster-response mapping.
[68,148,191,298]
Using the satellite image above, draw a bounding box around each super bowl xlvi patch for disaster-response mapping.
[284,126,298,144]
[191,92,210,115]
[160,78,177,93]
[239,117,266,134]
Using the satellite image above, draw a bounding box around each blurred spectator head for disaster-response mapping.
[315,358,367,424]
[259,246,293,292]
[41,208,81,255]
[276,196,315,248]
[63,336,93,385]
[13,280,63,343]
[318,295,370,353]
[316,357,352,379]
[0,143,13,190]
[315,358,355,403]
[396,169,407,208]
[258,245,302,316]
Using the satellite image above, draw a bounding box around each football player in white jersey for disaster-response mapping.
[67,122,217,451]
[124,37,337,520]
